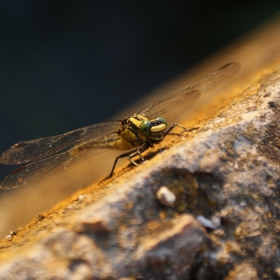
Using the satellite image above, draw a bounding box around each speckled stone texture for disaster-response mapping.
[0,64,280,279]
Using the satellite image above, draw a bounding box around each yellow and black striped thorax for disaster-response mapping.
[122,114,168,146]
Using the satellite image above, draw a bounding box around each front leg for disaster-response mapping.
[164,123,188,136]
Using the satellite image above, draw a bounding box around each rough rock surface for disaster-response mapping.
[0,62,280,279]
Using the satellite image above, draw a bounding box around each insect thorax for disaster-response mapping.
[121,114,168,146]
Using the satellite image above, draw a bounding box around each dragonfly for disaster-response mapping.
[0,62,240,189]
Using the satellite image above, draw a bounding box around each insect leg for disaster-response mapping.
[164,123,188,136]
[109,143,150,177]
[127,149,144,166]
[109,149,137,177]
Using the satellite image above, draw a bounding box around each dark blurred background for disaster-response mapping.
[0,1,280,180]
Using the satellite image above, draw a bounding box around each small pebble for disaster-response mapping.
[156,186,176,206]
[199,155,220,173]
[197,214,221,229]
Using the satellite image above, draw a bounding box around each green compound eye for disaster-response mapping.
[150,117,167,133]
[157,117,167,126]
[139,120,151,136]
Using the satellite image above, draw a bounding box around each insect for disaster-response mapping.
[0,62,240,189]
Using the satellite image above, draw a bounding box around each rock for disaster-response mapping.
[0,59,280,279]
[225,262,258,280]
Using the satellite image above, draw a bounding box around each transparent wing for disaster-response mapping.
[0,62,240,189]
[0,132,121,189]
[140,62,240,119]
[0,121,122,165]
